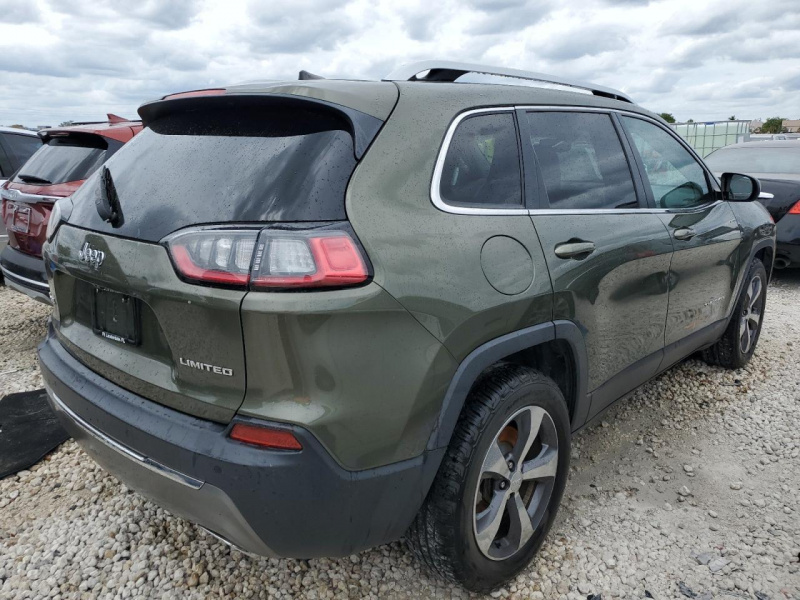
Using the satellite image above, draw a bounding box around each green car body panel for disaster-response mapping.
[38,72,776,560]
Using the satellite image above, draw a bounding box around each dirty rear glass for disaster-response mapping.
[67,106,358,243]
[13,135,108,185]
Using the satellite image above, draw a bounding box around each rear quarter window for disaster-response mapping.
[439,112,523,208]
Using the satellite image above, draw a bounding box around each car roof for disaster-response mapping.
[0,126,39,136]
[716,141,800,150]
[158,77,655,124]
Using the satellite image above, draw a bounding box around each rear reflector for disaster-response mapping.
[789,199,800,214]
[164,226,369,290]
[229,423,302,450]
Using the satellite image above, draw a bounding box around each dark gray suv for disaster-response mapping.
[39,61,775,592]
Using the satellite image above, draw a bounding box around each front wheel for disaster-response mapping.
[703,257,767,369]
[407,364,570,593]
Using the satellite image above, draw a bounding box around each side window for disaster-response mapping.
[621,116,713,209]
[526,111,638,210]
[440,112,522,208]
[0,136,12,177]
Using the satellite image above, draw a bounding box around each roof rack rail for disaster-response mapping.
[383,60,633,104]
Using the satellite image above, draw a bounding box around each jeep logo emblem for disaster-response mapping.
[78,242,105,269]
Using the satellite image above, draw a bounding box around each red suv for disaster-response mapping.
[1,115,141,302]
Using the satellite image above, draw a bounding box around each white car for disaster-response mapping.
[0,127,42,264]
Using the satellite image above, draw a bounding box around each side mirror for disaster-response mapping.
[720,173,761,202]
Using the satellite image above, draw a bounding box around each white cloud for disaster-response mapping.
[0,0,798,126]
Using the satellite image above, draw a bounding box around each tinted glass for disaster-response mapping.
[440,112,522,207]
[67,106,357,242]
[13,135,108,185]
[0,142,11,177]
[704,146,800,176]
[2,133,42,172]
[527,112,637,210]
[622,117,712,209]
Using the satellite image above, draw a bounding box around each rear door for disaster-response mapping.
[523,109,674,422]
[619,116,742,366]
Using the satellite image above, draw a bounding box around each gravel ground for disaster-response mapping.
[0,274,798,600]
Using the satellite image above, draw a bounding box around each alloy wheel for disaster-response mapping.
[473,406,558,561]
[739,275,763,354]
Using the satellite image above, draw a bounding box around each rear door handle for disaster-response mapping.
[554,241,596,259]
[673,227,695,241]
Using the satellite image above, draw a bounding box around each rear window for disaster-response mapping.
[13,135,109,185]
[67,106,358,242]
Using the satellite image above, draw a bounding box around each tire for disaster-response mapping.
[703,257,767,369]
[407,363,571,593]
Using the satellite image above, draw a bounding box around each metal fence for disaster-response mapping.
[669,120,751,157]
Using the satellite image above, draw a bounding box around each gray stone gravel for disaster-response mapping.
[0,274,798,600]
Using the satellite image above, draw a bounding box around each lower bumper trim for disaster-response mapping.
[46,384,203,489]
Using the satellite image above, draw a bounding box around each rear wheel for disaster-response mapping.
[703,257,767,369]
[407,364,570,593]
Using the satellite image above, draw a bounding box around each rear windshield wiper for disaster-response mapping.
[17,173,52,184]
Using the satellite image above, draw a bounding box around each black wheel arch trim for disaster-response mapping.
[427,320,590,451]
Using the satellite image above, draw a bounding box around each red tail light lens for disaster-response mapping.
[789,199,800,214]
[229,423,302,450]
[164,226,370,290]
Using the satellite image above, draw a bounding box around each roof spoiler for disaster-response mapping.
[138,93,383,159]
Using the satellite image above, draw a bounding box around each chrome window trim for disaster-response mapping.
[45,385,204,490]
[430,104,727,216]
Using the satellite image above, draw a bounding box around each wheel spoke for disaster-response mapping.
[481,440,511,480]
[748,277,762,312]
[521,446,558,481]
[475,488,511,554]
[506,493,534,554]
[512,407,544,465]
[747,312,760,327]
[740,317,751,352]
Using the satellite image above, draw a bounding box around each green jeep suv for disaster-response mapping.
[39,61,776,592]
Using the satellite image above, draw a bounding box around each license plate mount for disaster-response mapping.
[92,287,140,345]
[9,202,30,234]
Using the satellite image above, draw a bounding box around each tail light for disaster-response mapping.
[164,225,370,290]
[789,199,800,214]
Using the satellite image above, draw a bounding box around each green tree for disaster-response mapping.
[9,124,25,129]
[762,117,785,134]
[687,119,694,123]
[59,120,74,127]
[728,115,737,120]
[658,112,676,123]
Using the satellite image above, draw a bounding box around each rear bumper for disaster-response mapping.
[0,245,51,303]
[776,214,800,268]
[38,328,443,558]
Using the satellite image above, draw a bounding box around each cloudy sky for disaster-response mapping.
[1,0,798,127]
